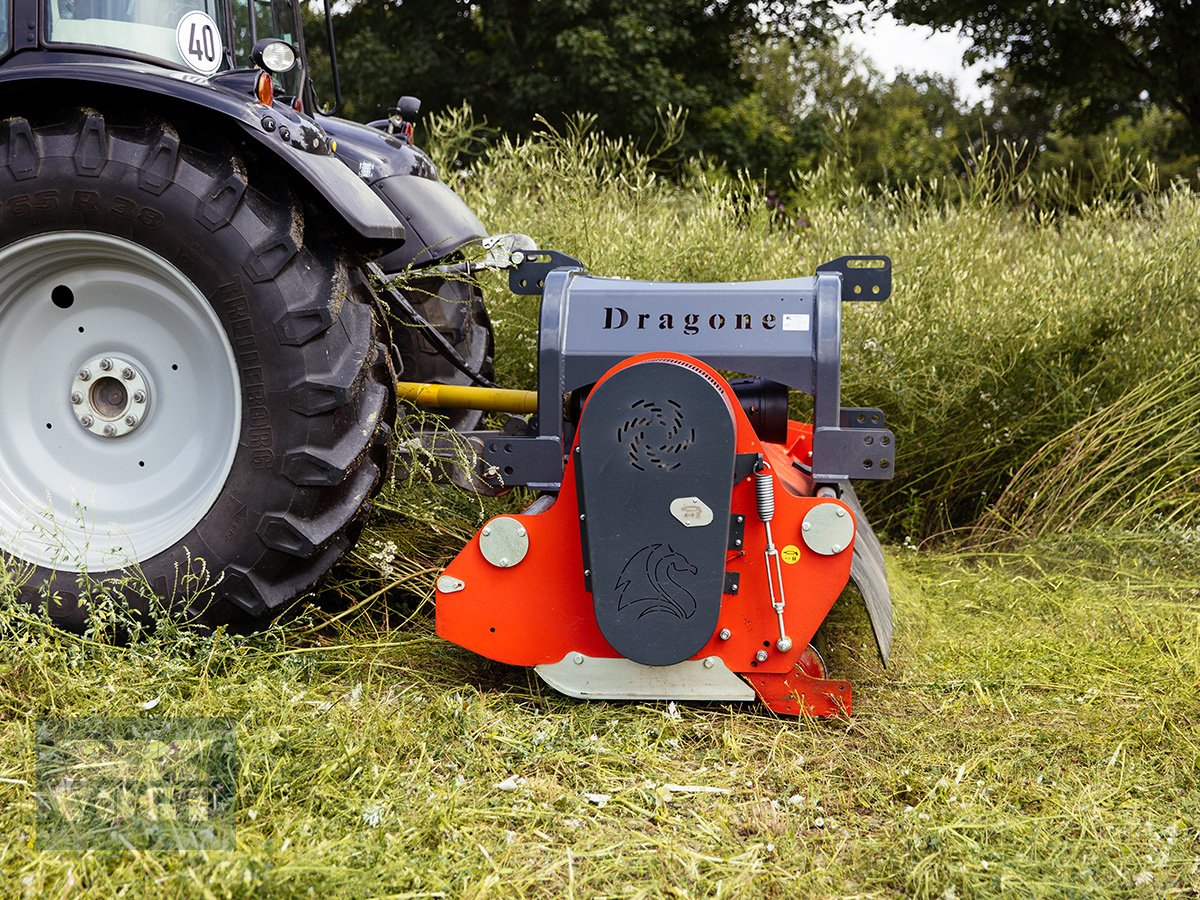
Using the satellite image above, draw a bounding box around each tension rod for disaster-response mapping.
[755,463,793,653]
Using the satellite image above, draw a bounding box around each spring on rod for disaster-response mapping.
[755,465,792,653]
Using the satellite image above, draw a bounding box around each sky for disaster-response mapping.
[842,12,993,104]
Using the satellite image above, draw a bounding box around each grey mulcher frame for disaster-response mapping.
[479,253,898,663]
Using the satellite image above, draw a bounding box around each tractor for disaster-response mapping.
[0,0,496,627]
[0,0,896,715]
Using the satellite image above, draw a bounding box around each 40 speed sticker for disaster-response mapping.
[176,10,224,75]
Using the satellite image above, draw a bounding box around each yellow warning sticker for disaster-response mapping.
[780,544,802,565]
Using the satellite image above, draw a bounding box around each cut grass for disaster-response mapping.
[1,528,1197,897]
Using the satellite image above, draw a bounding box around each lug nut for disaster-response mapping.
[122,367,135,380]
[133,391,146,404]
[70,392,83,405]
[125,415,138,427]
[99,358,113,371]
[719,628,731,640]
[755,650,769,662]
[103,424,117,436]
[78,368,91,382]
[80,414,94,427]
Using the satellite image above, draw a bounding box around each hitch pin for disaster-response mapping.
[755,465,793,653]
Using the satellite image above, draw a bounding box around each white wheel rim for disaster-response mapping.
[0,232,242,572]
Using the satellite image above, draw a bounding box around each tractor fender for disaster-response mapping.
[371,174,488,270]
[0,60,405,244]
[318,116,488,270]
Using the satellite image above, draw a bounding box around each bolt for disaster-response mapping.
[122,367,135,381]
[70,392,83,405]
[125,415,138,427]
[481,526,491,537]
[835,508,846,518]
[803,521,811,531]
[78,368,91,382]
[517,527,526,538]
[831,544,842,554]
[703,657,715,669]
[756,650,769,662]
[719,628,731,640]
[499,557,510,567]
[103,424,116,436]
[583,568,590,577]
[734,539,742,547]
[572,653,584,665]
[133,391,146,404]
[99,358,113,371]
[579,514,586,521]
[777,637,793,652]
[80,414,94,427]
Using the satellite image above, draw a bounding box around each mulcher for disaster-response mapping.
[0,0,895,715]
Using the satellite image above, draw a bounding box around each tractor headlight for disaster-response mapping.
[252,39,297,74]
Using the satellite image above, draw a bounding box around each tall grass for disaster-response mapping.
[430,112,1200,539]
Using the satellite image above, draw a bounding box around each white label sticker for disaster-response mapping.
[176,11,224,75]
[782,313,810,332]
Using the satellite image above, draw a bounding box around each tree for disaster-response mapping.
[881,1,1200,148]
[304,0,843,160]
[727,40,978,185]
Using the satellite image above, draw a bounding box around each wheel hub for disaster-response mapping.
[0,231,241,572]
[71,354,150,437]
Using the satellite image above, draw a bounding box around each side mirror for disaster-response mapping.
[397,96,421,122]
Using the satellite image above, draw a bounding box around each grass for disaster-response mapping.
[2,530,1197,896]
[1,118,1199,895]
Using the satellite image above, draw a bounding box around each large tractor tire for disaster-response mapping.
[0,108,392,630]
[392,274,494,432]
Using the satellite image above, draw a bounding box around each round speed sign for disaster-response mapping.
[176,11,224,75]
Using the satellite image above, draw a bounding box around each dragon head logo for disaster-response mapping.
[614,543,698,620]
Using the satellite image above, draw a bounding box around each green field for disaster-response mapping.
[2,122,1198,897]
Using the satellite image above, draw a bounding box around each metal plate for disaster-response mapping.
[801,502,855,556]
[669,496,714,527]
[577,360,734,666]
[535,653,755,701]
[478,516,530,568]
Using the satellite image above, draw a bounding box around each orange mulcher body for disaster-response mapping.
[438,354,857,716]
[432,253,895,716]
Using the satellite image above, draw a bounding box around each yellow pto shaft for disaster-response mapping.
[396,381,538,415]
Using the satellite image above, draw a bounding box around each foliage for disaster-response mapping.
[882,0,1200,147]
[3,115,1200,897]
[705,40,980,185]
[432,114,1200,537]
[303,0,842,164]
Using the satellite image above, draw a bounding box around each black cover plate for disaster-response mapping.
[577,361,735,666]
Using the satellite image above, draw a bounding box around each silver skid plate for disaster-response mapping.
[535,653,756,701]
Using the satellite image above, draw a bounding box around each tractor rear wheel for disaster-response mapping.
[0,108,392,630]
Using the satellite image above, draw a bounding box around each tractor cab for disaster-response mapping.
[21,0,322,108]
